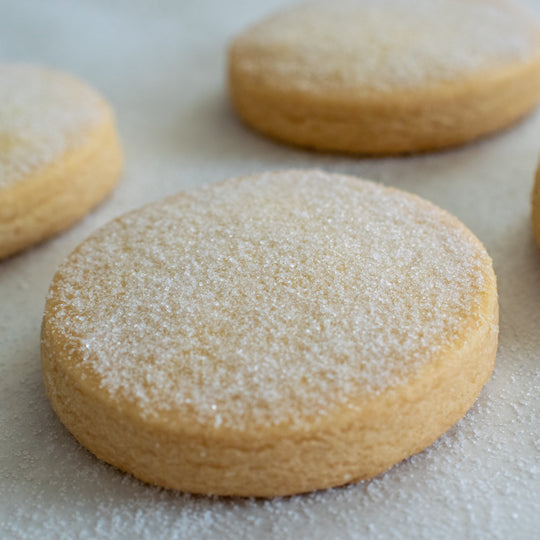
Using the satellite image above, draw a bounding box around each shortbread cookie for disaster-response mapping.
[41,170,498,497]
[229,0,540,154]
[533,161,540,249]
[0,64,122,259]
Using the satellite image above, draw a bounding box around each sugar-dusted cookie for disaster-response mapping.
[0,64,122,259]
[41,170,498,497]
[229,0,540,155]
[533,160,540,249]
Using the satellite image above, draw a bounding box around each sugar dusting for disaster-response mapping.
[232,0,540,91]
[0,64,106,189]
[45,171,492,429]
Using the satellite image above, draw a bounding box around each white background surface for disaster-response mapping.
[1,1,539,538]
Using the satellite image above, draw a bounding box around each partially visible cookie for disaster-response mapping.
[0,64,122,259]
[533,161,540,249]
[229,0,540,154]
[41,170,498,497]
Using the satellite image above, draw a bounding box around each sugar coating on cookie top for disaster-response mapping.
[232,0,540,92]
[0,64,106,189]
[45,171,493,429]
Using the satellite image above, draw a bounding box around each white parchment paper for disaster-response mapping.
[0,1,539,538]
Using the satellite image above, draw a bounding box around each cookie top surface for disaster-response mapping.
[0,64,108,189]
[44,171,494,430]
[230,0,540,94]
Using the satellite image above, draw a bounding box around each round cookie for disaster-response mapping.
[533,161,540,249]
[228,0,540,155]
[0,63,122,259]
[41,170,498,497]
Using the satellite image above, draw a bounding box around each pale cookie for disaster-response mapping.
[229,0,540,155]
[41,170,498,497]
[533,160,540,249]
[0,63,122,259]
